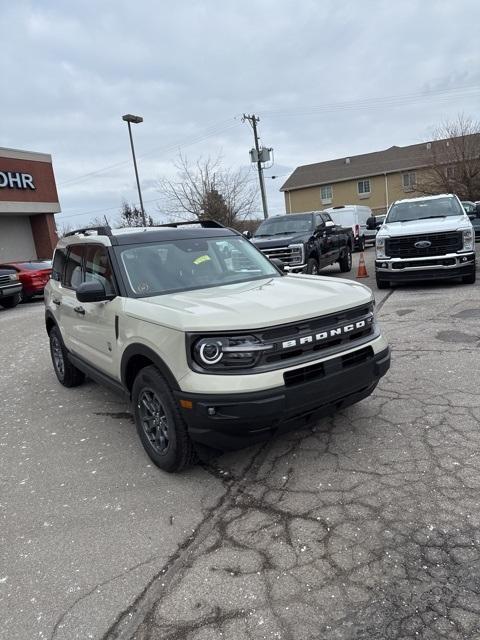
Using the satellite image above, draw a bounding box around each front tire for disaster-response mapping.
[376,275,390,289]
[49,326,85,387]
[339,246,352,272]
[132,365,197,472]
[0,293,21,309]
[306,257,319,275]
[462,271,476,284]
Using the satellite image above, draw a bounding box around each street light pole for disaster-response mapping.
[122,114,146,226]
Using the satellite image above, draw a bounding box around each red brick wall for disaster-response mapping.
[29,214,58,259]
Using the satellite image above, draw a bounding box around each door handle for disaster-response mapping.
[74,306,85,315]
[52,299,61,306]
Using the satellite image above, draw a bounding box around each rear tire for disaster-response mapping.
[339,246,352,272]
[49,326,85,387]
[376,275,390,289]
[132,365,197,473]
[306,257,319,275]
[462,271,476,284]
[0,293,21,309]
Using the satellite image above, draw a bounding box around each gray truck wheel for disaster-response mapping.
[339,247,352,272]
[306,258,319,275]
[132,365,197,472]
[0,293,21,309]
[376,275,390,289]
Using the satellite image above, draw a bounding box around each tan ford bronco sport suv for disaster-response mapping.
[45,221,390,472]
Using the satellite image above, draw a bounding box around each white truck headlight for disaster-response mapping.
[460,228,474,252]
[376,236,389,259]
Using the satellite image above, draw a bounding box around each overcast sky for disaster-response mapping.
[1,0,479,228]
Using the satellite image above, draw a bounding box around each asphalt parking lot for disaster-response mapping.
[2,247,480,640]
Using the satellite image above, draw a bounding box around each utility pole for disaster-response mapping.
[243,114,269,219]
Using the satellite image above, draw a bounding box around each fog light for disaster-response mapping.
[461,256,468,262]
[382,262,387,268]
[207,407,216,416]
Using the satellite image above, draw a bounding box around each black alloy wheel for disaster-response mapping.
[138,388,170,455]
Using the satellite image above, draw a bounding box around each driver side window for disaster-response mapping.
[84,245,116,296]
[315,214,324,229]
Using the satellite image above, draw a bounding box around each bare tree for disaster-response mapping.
[417,115,480,201]
[157,154,259,229]
[118,201,153,227]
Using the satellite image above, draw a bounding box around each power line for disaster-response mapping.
[59,119,240,188]
[261,84,480,117]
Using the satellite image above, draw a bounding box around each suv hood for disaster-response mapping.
[378,214,471,238]
[252,232,309,248]
[124,275,373,332]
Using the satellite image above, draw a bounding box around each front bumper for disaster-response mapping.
[0,283,22,297]
[175,346,390,449]
[284,263,306,273]
[376,252,475,281]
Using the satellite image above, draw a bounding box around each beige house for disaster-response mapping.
[280,138,470,215]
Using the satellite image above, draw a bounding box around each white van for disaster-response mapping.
[324,205,373,251]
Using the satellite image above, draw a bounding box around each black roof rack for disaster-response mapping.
[63,225,112,237]
[157,219,224,229]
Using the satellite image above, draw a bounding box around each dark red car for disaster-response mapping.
[0,260,52,301]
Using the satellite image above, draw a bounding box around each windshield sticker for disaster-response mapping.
[193,255,211,265]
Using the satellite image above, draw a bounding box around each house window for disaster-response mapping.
[402,171,416,191]
[357,179,371,197]
[320,184,332,204]
[445,166,456,179]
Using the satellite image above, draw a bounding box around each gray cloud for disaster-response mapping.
[1,0,479,227]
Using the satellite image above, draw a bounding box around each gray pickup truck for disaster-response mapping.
[251,211,354,275]
[0,266,22,308]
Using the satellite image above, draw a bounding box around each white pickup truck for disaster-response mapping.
[372,194,475,288]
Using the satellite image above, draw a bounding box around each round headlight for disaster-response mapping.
[198,340,223,365]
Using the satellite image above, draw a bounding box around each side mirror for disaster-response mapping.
[476,203,480,215]
[270,257,286,273]
[366,216,377,230]
[243,230,252,239]
[325,220,335,228]
[76,280,108,303]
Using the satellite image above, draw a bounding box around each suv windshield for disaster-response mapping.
[387,197,464,223]
[116,235,279,297]
[255,214,314,237]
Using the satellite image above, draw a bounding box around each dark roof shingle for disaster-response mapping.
[280,135,480,191]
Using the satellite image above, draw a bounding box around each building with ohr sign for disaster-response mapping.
[0,146,60,262]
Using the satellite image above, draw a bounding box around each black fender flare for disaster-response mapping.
[121,343,180,391]
[45,309,58,334]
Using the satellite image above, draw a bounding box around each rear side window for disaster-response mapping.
[52,249,67,281]
[63,246,84,289]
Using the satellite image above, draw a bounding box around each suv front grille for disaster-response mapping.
[0,275,13,286]
[386,231,462,258]
[256,303,375,368]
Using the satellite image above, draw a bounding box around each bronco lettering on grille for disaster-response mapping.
[281,318,372,350]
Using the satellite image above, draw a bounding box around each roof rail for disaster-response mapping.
[158,219,225,229]
[63,225,113,237]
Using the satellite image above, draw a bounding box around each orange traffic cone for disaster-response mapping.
[356,252,368,278]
